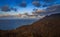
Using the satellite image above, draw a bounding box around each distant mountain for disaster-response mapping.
[0,13,60,37]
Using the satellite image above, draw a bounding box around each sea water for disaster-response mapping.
[0,18,39,30]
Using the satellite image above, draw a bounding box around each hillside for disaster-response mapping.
[0,13,60,37]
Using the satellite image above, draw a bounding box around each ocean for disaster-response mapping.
[0,18,39,30]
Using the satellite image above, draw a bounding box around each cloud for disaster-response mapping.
[19,1,27,8]
[43,4,48,7]
[43,0,57,3]
[32,9,46,16]
[42,0,59,7]
[42,1,58,7]
[32,1,41,7]
[11,8,17,11]
[32,0,40,1]
[32,4,60,16]
[0,5,17,12]
[46,4,60,12]
[44,4,60,15]
[36,9,45,12]
[1,5,11,12]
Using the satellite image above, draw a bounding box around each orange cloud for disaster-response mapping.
[36,9,46,13]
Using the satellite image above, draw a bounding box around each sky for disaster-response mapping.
[0,0,60,15]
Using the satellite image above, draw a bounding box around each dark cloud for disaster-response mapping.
[1,5,11,12]
[46,5,60,12]
[32,1,41,7]
[0,5,17,12]
[19,1,27,8]
[42,0,57,7]
[11,8,17,11]
[33,8,38,11]
[42,2,57,7]
[44,5,60,15]
[32,0,40,1]
[43,0,57,3]
[43,4,48,7]
[32,8,46,15]
[32,5,60,16]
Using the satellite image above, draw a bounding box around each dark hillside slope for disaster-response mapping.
[31,13,60,37]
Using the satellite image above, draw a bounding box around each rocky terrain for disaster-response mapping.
[0,13,60,37]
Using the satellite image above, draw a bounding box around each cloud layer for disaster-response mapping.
[32,4,60,16]
[43,0,57,3]
[0,0,60,15]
